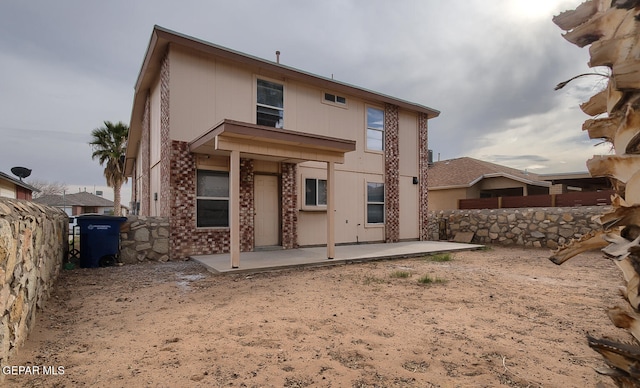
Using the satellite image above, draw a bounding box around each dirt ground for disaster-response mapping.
[3,246,630,387]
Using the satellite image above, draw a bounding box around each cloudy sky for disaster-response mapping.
[0,0,612,202]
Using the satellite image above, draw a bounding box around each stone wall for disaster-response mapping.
[0,199,67,367]
[429,206,606,249]
[120,216,170,263]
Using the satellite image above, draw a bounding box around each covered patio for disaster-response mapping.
[191,240,483,274]
[189,119,356,268]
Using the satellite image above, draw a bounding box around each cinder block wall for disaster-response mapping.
[0,199,68,368]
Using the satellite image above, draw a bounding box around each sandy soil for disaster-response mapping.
[3,246,629,387]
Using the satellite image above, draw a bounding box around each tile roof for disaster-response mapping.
[33,192,115,207]
[428,157,549,189]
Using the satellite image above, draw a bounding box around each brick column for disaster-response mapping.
[169,141,197,259]
[384,103,400,243]
[240,159,255,252]
[418,113,430,240]
[281,163,298,249]
[160,51,171,218]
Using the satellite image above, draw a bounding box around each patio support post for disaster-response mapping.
[327,161,335,259]
[230,150,240,268]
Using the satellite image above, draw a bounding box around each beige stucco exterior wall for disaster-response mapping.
[0,180,16,199]
[169,47,253,142]
[399,176,419,239]
[147,76,163,217]
[133,161,142,211]
[478,177,527,191]
[428,187,468,211]
[150,81,162,166]
[150,165,161,216]
[293,108,423,245]
[297,167,386,245]
[398,112,419,240]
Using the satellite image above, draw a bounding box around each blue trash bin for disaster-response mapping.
[77,215,127,268]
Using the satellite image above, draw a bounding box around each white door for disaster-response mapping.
[254,175,279,246]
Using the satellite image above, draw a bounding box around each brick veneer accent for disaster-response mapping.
[160,51,171,218]
[384,104,400,243]
[168,141,257,259]
[240,159,255,251]
[418,113,430,240]
[169,141,228,258]
[281,163,298,249]
[140,94,151,215]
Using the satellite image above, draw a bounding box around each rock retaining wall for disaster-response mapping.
[0,199,68,368]
[429,206,606,249]
[120,216,170,263]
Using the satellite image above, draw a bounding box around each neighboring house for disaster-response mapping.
[34,191,128,216]
[539,171,612,194]
[0,171,38,200]
[428,157,551,211]
[124,26,440,265]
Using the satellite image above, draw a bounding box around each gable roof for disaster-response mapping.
[0,171,39,193]
[126,26,440,174]
[428,157,550,190]
[34,192,116,207]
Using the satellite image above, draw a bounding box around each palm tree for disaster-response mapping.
[89,121,129,216]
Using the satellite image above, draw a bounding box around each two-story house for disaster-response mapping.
[124,26,440,267]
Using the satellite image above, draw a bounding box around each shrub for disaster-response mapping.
[426,253,451,262]
[417,274,446,285]
[390,270,412,278]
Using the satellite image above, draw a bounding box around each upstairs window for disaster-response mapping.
[196,170,229,228]
[305,178,327,207]
[366,107,384,151]
[257,79,284,128]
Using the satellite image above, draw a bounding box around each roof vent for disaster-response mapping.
[276,50,280,64]
[10,166,31,181]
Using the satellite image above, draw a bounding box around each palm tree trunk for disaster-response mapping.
[113,184,121,216]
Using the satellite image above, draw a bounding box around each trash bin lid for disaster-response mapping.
[76,214,127,222]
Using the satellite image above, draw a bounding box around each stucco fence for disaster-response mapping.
[428,206,609,250]
[0,198,68,370]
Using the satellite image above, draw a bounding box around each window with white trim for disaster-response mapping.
[366,182,384,224]
[257,79,284,128]
[324,92,347,106]
[196,170,229,227]
[305,178,327,207]
[366,107,384,151]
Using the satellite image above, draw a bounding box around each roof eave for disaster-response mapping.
[125,25,441,176]
[482,172,551,187]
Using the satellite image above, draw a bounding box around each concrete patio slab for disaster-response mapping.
[191,241,483,274]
